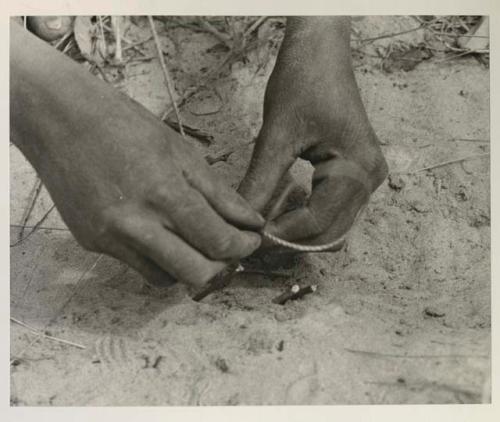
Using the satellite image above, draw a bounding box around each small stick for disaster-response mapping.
[344,348,488,359]
[127,55,156,63]
[354,24,425,44]
[11,254,102,363]
[163,119,214,144]
[122,34,153,51]
[198,18,231,47]
[10,317,86,350]
[102,22,140,52]
[192,263,244,302]
[292,284,318,300]
[242,269,289,278]
[160,36,270,121]
[409,152,489,173]
[433,48,489,65]
[11,204,56,247]
[205,149,234,165]
[10,224,70,232]
[97,16,108,57]
[272,284,300,304]
[152,355,163,369]
[244,16,268,38]
[148,16,185,139]
[62,38,75,55]
[54,30,74,51]
[18,177,43,241]
[449,138,489,143]
[273,284,317,305]
[112,16,122,63]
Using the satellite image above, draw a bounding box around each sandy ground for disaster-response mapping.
[10,17,490,405]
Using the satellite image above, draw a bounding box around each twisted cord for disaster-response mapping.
[261,230,345,252]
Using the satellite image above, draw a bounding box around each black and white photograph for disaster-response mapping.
[9,10,492,410]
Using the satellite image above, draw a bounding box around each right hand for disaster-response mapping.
[11,23,264,288]
[239,17,388,247]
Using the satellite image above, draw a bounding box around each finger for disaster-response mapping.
[152,182,261,261]
[266,160,370,243]
[238,131,296,212]
[186,164,265,230]
[117,217,227,287]
[109,245,177,288]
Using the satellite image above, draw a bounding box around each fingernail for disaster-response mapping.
[245,231,262,251]
[242,208,266,229]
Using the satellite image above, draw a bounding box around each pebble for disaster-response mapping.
[424,306,446,318]
[388,174,406,191]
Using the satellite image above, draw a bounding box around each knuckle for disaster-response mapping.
[148,181,186,209]
[94,206,122,237]
[207,232,242,260]
[92,204,141,246]
[182,262,224,287]
[149,184,173,206]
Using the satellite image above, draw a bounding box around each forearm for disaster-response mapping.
[286,16,351,42]
[281,16,352,71]
[11,22,150,189]
[10,23,112,169]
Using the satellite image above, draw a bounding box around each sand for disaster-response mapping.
[10,17,490,405]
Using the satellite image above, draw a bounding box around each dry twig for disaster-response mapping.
[355,24,426,43]
[123,34,153,51]
[148,16,185,138]
[97,16,108,57]
[345,348,488,359]
[198,18,231,47]
[409,152,489,173]
[272,284,317,305]
[205,148,234,165]
[192,263,244,301]
[244,16,268,38]
[163,119,214,144]
[17,178,43,241]
[10,317,86,350]
[161,28,271,121]
[449,138,489,143]
[112,16,122,63]
[54,30,74,51]
[10,254,103,365]
[11,204,56,247]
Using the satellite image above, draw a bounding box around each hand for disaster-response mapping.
[239,17,388,246]
[11,23,264,287]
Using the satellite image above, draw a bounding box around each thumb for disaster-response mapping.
[238,133,296,213]
[265,158,372,244]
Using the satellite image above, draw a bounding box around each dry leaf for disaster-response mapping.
[74,16,107,65]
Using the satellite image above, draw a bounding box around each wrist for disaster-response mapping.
[276,16,353,79]
[285,16,351,50]
[286,16,351,37]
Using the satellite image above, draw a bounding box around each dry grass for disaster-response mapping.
[416,16,488,64]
